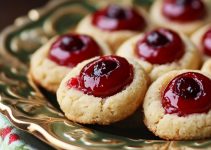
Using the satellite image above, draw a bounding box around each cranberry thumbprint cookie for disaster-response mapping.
[191,24,211,61]
[150,0,211,35]
[143,70,211,140]
[117,28,200,81]
[76,4,149,51]
[57,55,148,125]
[30,33,111,92]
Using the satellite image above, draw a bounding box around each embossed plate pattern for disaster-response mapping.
[0,0,211,149]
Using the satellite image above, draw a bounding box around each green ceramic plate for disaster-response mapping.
[0,0,211,149]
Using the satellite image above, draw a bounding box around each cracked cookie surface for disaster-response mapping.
[117,29,201,81]
[143,70,211,140]
[57,57,148,125]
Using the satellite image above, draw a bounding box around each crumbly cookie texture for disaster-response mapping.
[57,57,148,125]
[116,32,201,81]
[143,70,211,140]
[30,35,111,92]
[76,7,151,52]
[150,0,211,35]
[191,24,211,61]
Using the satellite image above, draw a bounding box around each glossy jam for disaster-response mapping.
[202,29,211,56]
[162,0,206,22]
[68,55,134,98]
[48,34,101,67]
[92,5,146,31]
[162,72,211,116]
[135,28,185,64]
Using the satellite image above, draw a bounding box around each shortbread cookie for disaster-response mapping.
[150,0,211,35]
[30,33,111,92]
[191,24,211,61]
[117,28,201,81]
[57,55,148,125]
[76,4,150,51]
[143,70,211,140]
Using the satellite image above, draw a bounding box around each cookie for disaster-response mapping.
[76,4,150,52]
[150,0,211,35]
[143,70,211,140]
[191,24,211,61]
[30,33,111,92]
[57,55,148,125]
[117,28,201,81]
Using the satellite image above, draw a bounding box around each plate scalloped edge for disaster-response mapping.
[0,0,211,150]
[0,103,85,150]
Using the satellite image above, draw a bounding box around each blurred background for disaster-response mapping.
[0,0,49,31]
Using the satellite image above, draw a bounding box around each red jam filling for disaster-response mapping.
[162,0,206,22]
[162,72,211,116]
[67,55,134,98]
[48,34,101,67]
[92,5,146,31]
[135,28,185,64]
[202,28,211,56]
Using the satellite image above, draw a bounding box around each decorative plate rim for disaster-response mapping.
[0,0,91,149]
[0,103,87,150]
[0,0,210,150]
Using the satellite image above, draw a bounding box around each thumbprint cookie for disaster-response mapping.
[191,24,211,61]
[150,0,211,35]
[76,4,150,51]
[143,70,211,140]
[117,28,200,81]
[57,55,148,125]
[30,33,111,92]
